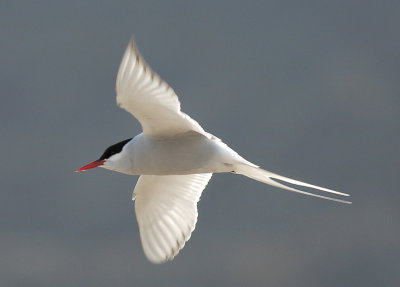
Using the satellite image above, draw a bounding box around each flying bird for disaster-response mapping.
[77,38,351,263]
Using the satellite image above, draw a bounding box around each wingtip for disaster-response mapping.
[129,35,135,45]
[129,36,138,51]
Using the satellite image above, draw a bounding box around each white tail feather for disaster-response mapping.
[235,164,351,204]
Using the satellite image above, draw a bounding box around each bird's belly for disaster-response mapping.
[128,134,236,175]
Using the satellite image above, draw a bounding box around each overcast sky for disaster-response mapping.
[1,1,399,286]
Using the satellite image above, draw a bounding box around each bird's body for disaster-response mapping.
[77,38,350,263]
[104,131,244,175]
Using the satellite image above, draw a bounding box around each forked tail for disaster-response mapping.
[235,164,351,204]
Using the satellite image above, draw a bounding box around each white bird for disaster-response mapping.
[77,38,351,264]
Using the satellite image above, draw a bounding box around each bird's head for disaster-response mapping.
[76,138,133,172]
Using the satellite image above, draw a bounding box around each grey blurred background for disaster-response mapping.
[1,1,399,286]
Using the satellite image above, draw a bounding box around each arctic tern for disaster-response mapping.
[77,38,351,263]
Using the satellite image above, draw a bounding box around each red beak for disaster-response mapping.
[76,160,105,172]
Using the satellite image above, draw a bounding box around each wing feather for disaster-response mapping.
[133,173,212,263]
[116,38,206,138]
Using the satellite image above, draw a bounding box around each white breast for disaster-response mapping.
[104,132,244,175]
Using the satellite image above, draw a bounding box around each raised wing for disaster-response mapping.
[116,38,206,138]
[133,173,212,263]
